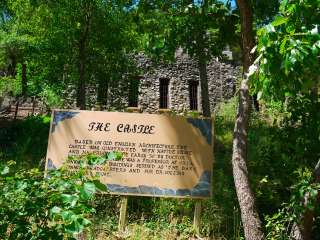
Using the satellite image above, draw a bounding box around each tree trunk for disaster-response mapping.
[8,55,17,77]
[77,41,86,110]
[76,4,91,110]
[232,1,265,240]
[290,160,320,240]
[21,63,27,98]
[236,0,255,71]
[193,0,211,118]
[232,77,264,240]
[97,78,109,109]
[197,56,211,117]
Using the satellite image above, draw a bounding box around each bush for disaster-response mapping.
[265,168,320,239]
[0,155,109,240]
[0,115,50,169]
[0,76,21,97]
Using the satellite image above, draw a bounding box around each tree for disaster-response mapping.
[231,0,265,239]
[0,1,32,98]
[5,0,138,109]
[136,0,232,117]
[252,0,320,238]
[174,0,231,117]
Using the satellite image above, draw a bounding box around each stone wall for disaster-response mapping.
[135,53,239,114]
[63,53,239,113]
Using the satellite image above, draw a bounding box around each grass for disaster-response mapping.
[0,98,244,239]
[3,97,305,239]
[87,98,243,239]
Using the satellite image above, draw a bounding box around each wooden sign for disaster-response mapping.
[46,110,214,198]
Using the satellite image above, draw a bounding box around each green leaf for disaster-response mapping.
[87,154,107,165]
[310,25,318,35]
[1,166,9,175]
[81,218,91,226]
[92,180,107,192]
[65,215,91,235]
[65,218,83,235]
[80,182,96,200]
[61,194,78,207]
[95,156,108,165]
[114,151,123,160]
[106,151,123,161]
[279,37,288,55]
[61,210,74,222]
[272,16,288,27]
[50,206,62,214]
[265,24,275,33]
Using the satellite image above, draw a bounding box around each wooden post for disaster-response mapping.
[118,196,128,233]
[22,63,27,98]
[31,96,36,115]
[14,99,19,120]
[193,200,202,235]
[117,107,140,235]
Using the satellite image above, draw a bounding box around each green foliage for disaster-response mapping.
[252,0,320,101]
[0,0,140,108]
[1,97,318,239]
[38,84,65,109]
[265,169,320,239]
[252,3,320,235]
[214,98,319,238]
[75,98,243,240]
[0,76,21,96]
[0,1,318,238]
[0,154,110,240]
[251,0,280,26]
[136,0,233,62]
[0,115,50,168]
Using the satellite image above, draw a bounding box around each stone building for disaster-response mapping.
[128,52,239,114]
[65,51,239,114]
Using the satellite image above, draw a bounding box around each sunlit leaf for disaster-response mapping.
[272,16,288,27]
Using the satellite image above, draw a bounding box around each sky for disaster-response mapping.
[220,0,237,8]
[228,0,236,8]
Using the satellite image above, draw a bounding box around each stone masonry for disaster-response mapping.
[135,52,239,114]
[64,51,239,113]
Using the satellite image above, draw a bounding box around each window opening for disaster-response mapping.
[189,81,198,111]
[159,78,169,109]
[128,76,140,107]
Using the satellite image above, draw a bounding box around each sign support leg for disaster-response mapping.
[118,196,128,233]
[193,200,202,236]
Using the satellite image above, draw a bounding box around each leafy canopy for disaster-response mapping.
[252,0,320,101]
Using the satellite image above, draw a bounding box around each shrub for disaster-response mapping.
[0,155,109,240]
